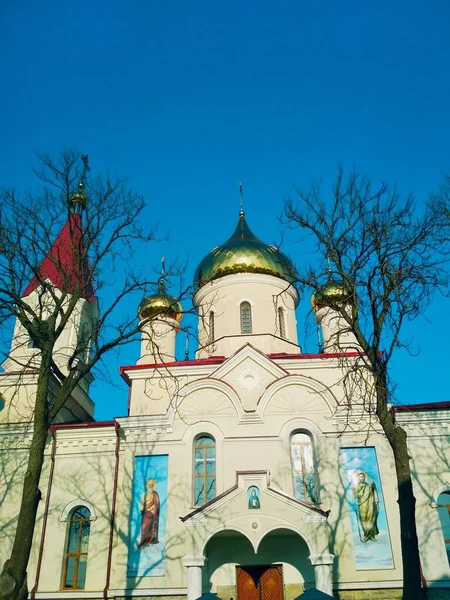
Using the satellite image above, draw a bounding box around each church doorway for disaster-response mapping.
[236,564,284,600]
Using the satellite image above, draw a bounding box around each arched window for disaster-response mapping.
[208,311,215,343]
[62,506,91,590]
[240,302,252,334]
[194,435,216,506]
[278,307,286,339]
[437,491,450,565]
[290,432,317,503]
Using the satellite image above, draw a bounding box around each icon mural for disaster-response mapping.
[247,486,261,509]
[128,455,168,577]
[340,447,394,570]
[138,478,160,548]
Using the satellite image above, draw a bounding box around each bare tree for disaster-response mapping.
[283,167,450,600]
[0,150,180,600]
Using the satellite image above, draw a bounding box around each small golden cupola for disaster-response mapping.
[138,286,183,323]
[311,280,353,312]
[312,278,360,354]
[137,261,182,365]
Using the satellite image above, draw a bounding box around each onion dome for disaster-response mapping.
[194,211,297,289]
[138,283,183,323]
[311,280,353,312]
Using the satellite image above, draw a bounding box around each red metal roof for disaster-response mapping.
[22,213,95,302]
[393,401,450,412]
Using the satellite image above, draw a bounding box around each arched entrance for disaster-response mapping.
[203,528,314,600]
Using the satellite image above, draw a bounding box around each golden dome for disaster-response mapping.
[194,212,297,290]
[311,280,353,312]
[138,287,183,322]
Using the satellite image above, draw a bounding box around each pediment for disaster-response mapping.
[181,471,329,554]
[210,344,288,412]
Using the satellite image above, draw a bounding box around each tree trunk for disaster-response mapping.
[375,373,423,600]
[2,352,52,600]
[391,427,423,600]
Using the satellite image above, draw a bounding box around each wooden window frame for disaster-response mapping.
[194,435,216,506]
[62,508,91,590]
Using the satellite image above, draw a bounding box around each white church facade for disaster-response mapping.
[0,207,450,600]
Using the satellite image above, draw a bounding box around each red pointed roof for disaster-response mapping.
[22,213,95,302]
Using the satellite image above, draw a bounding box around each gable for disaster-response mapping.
[211,344,288,412]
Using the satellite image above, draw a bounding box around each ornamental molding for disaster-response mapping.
[430,481,450,508]
[60,498,97,522]
[260,374,337,418]
[181,554,206,568]
[309,553,335,566]
[172,379,240,424]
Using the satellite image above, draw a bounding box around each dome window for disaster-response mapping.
[208,311,215,343]
[278,307,286,339]
[240,302,252,334]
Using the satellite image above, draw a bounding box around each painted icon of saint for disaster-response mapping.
[352,471,379,542]
[248,487,260,510]
[138,478,160,548]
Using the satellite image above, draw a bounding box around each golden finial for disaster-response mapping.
[70,154,90,212]
[158,257,166,290]
[239,181,244,216]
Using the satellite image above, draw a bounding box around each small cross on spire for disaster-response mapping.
[239,181,244,216]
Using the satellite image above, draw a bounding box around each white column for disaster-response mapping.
[308,553,335,596]
[182,555,206,600]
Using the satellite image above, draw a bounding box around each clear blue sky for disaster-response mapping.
[1,0,449,420]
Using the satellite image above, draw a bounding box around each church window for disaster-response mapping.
[194,435,216,506]
[437,491,450,565]
[290,432,318,503]
[240,302,252,334]
[278,307,286,339]
[208,311,215,343]
[62,506,91,590]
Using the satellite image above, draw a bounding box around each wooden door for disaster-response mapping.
[236,565,283,600]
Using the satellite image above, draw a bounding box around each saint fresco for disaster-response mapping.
[340,447,394,570]
[127,455,168,577]
[248,486,261,509]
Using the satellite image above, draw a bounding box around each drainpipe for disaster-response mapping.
[103,420,121,600]
[30,428,57,600]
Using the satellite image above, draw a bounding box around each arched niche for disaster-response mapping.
[260,375,337,418]
[169,379,242,425]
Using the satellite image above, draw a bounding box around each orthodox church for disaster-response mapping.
[0,200,450,600]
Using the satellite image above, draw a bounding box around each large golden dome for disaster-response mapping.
[194,212,297,289]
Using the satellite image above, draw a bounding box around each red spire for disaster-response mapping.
[22,213,95,303]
